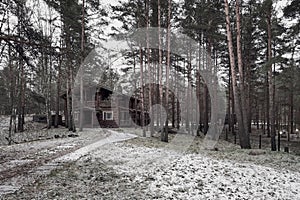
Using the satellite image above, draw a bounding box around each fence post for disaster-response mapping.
[278,132,280,152]
[284,147,289,153]
[234,134,236,144]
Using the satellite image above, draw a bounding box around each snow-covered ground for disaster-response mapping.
[89,140,300,200]
[0,128,112,197]
[0,115,52,145]
[1,128,299,199]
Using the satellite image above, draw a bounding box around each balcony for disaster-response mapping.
[97,100,112,108]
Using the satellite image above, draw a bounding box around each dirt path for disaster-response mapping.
[0,129,136,197]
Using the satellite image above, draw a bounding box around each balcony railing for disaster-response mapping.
[97,100,112,108]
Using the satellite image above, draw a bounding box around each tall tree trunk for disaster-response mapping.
[288,45,296,141]
[203,86,209,133]
[146,0,154,137]
[79,0,85,131]
[17,4,25,133]
[235,0,251,147]
[186,52,191,135]
[224,0,251,149]
[47,53,52,129]
[230,74,235,135]
[55,51,61,128]
[140,46,146,136]
[65,29,74,132]
[162,0,171,141]
[158,0,163,138]
[266,2,276,151]
[196,40,202,136]
[228,70,232,133]
[203,41,209,134]
[196,47,201,136]
[264,72,269,135]
[7,8,15,144]
[19,58,25,133]
[176,57,180,129]
[136,7,146,136]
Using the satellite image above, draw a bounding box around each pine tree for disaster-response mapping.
[224,0,251,149]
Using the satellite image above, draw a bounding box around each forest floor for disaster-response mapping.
[0,127,299,200]
[220,126,300,155]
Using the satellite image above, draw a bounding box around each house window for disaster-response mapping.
[103,111,113,120]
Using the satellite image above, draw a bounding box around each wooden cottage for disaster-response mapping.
[73,86,149,128]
